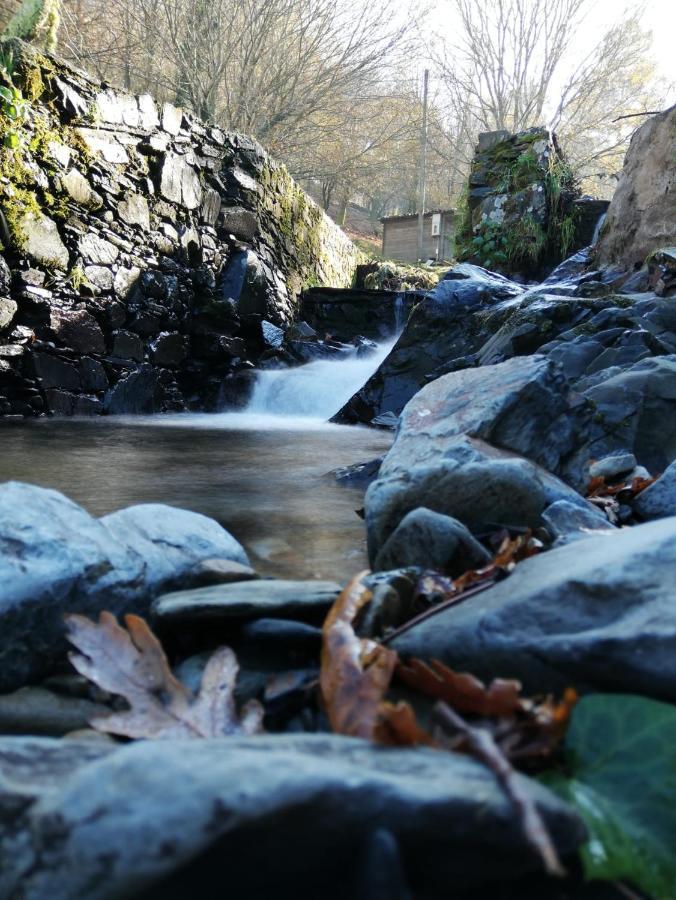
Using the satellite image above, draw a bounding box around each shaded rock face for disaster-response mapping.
[0,482,248,691]
[363,355,601,560]
[0,40,359,418]
[337,263,676,448]
[392,517,676,702]
[300,287,422,343]
[0,734,584,899]
[596,105,676,273]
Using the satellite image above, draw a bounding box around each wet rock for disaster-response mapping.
[240,618,322,651]
[336,266,523,423]
[150,331,187,367]
[188,558,258,587]
[364,355,588,558]
[588,452,637,480]
[633,460,676,520]
[333,456,384,489]
[0,735,584,899]
[575,355,676,475]
[152,579,341,626]
[393,517,676,701]
[50,308,106,354]
[31,352,81,390]
[101,504,249,592]
[84,265,113,291]
[374,508,492,574]
[220,206,258,241]
[118,192,150,230]
[261,319,284,349]
[648,246,676,296]
[18,211,69,270]
[43,390,101,416]
[111,329,144,362]
[78,233,119,266]
[104,366,166,414]
[0,687,108,736]
[541,499,615,544]
[0,482,248,691]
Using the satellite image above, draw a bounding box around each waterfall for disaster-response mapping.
[592,212,607,245]
[393,295,407,332]
[245,339,397,421]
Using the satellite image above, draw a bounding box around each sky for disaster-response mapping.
[424,0,676,85]
[583,0,675,81]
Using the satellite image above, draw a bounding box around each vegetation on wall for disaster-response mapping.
[455,138,580,276]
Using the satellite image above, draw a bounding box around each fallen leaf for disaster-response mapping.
[397,658,524,717]
[65,611,264,739]
[320,571,400,739]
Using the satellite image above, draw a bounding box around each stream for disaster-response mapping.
[0,342,396,580]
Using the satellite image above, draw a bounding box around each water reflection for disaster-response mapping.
[0,418,391,580]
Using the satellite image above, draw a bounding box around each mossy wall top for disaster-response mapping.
[0,39,360,418]
[0,40,360,324]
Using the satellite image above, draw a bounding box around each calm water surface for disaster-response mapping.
[0,415,391,580]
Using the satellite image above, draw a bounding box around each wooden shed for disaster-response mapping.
[381,210,455,264]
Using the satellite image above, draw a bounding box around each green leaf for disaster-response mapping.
[541,695,676,899]
[0,85,12,102]
[4,132,19,149]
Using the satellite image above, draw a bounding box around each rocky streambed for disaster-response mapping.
[2,248,676,898]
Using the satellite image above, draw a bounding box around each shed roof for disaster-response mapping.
[381,208,455,225]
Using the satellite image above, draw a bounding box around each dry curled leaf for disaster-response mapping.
[397,658,524,717]
[320,571,399,739]
[65,611,264,739]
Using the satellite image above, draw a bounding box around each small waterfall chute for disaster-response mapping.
[246,338,397,421]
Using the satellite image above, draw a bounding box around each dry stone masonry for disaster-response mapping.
[0,40,359,417]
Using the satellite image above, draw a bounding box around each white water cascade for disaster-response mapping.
[245,338,397,421]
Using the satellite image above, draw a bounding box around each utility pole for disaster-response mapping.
[416,68,429,263]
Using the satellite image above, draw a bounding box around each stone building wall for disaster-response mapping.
[0,40,360,417]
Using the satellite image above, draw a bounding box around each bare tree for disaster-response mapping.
[439,0,587,133]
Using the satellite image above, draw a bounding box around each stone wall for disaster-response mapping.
[0,40,360,417]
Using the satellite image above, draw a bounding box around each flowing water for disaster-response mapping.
[0,342,397,580]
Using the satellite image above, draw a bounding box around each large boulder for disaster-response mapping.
[335,265,523,424]
[0,482,248,691]
[596,104,676,273]
[393,517,676,701]
[0,735,584,899]
[364,355,595,560]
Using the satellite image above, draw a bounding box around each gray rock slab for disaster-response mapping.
[0,687,107,736]
[0,735,584,899]
[542,499,616,544]
[588,452,637,479]
[0,297,17,331]
[0,483,247,691]
[20,211,69,270]
[101,504,249,593]
[634,460,676,520]
[374,507,491,574]
[393,517,676,701]
[153,579,340,625]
